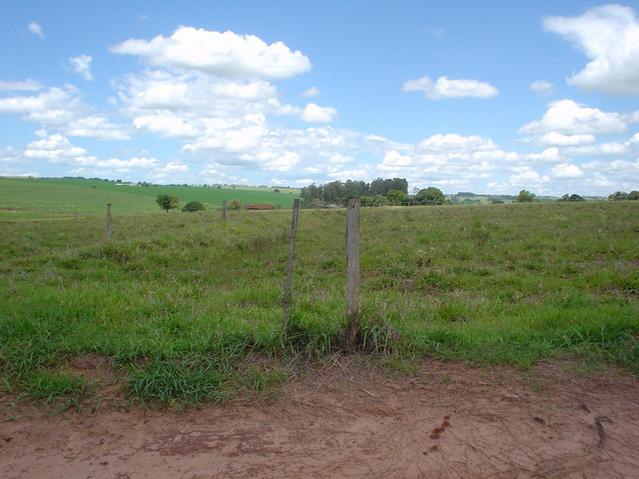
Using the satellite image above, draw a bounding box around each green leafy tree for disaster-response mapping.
[628,190,639,200]
[415,187,445,205]
[516,190,536,203]
[559,194,585,202]
[360,195,375,207]
[372,195,389,206]
[608,191,629,201]
[181,201,206,212]
[387,189,407,205]
[156,194,179,212]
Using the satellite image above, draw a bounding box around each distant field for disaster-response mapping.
[0,177,299,220]
[0,201,637,407]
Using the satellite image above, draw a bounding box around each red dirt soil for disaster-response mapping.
[1,359,639,478]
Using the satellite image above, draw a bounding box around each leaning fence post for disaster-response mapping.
[345,198,360,349]
[106,203,112,241]
[282,199,301,336]
[222,200,227,222]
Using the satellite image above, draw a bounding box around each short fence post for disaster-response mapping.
[106,203,112,241]
[345,198,360,349]
[222,200,227,222]
[282,199,300,335]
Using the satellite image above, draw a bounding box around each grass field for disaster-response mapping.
[0,177,299,220]
[1,200,638,408]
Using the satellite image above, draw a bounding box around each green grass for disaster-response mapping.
[0,201,638,407]
[0,177,299,220]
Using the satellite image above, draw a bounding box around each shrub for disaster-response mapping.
[181,201,206,212]
[228,199,242,210]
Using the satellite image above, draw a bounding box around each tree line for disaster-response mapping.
[300,178,450,207]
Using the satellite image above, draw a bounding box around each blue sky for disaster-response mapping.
[1,1,638,195]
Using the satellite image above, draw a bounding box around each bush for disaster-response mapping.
[228,199,242,210]
[181,201,206,212]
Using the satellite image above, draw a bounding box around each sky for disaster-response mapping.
[1,0,639,195]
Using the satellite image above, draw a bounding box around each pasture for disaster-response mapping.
[0,177,298,220]
[0,199,637,407]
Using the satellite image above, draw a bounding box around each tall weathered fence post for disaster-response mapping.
[345,198,360,349]
[106,203,112,241]
[222,200,227,222]
[282,199,300,335]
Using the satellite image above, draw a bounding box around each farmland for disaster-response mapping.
[0,177,299,220]
[0,198,637,408]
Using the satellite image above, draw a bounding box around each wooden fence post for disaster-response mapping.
[222,200,227,222]
[345,198,360,349]
[106,203,112,241]
[282,199,300,335]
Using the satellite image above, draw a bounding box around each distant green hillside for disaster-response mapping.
[0,177,299,220]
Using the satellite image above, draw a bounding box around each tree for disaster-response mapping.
[372,195,389,206]
[181,201,206,212]
[228,199,242,210]
[415,187,445,205]
[156,194,179,212]
[387,189,407,205]
[608,191,629,201]
[559,193,585,202]
[360,195,375,207]
[516,190,535,203]
[300,183,323,207]
[628,190,639,200]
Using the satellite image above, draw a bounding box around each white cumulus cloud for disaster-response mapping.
[530,80,554,96]
[69,55,93,81]
[24,131,86,162]
[0,79,42,91]
[301,103,338,123]
[520,99,630,136]
[302,86,320,97]
[28,22,44,38]
[402,75,498,99]
[538,132,596,146]
[110,27,311,79]
[527,147,562,163]
[551,163,584,178]
[544,4,639,95]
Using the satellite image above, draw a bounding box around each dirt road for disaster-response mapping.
[2,360,638,478]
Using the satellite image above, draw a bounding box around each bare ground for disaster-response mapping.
[2,358,639,479]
